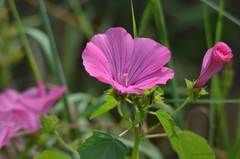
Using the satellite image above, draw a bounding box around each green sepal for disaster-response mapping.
[185,79,208,100]
[40,114,59,133]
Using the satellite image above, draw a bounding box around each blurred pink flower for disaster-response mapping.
[194,42,233,88]
[0,82,64,148]
[82,27,174,94]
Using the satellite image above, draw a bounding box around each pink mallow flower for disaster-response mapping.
[194,42,233,88]
[0,82,64,148]
[82,27,174,94]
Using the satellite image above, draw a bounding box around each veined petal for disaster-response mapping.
[111,80,144,94]
[82,42,112,84]
[90,27,134,84]
[132,67,174,89]
[128,38,171,85]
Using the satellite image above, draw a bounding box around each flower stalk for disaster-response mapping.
[8,0,42,82]
[132,125,141,159]
[173,97,191,115]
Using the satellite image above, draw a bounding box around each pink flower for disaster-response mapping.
[0,82,64,148]
[194,42,233,88]
[82,27,174,94]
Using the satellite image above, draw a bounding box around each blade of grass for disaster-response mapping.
[38,0,72,123]
[203,4,213,48]
[152,0,183,128]
[67,0,94,39]
[139,0,153,36]
[63,25,82,89]
[209,76,220,146]
[200,0,240,27]
[8,0,42,82]
[130,0,137,37]
[25,27,55,73]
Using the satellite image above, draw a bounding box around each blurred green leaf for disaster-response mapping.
[155,110,215,159]
[67,0,94,39]
[139,0,153,36]
[63,25,82,88]
[151,0,169,46]
[90,94,118,119]
[228,136,240,159]
[26,27,54,72]
[78,131,128,159]
[34,150,70,159]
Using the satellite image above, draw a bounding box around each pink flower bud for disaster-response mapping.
[194,42,233,88]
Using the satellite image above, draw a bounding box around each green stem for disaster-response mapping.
[208,100,216,146]
[173,97,191,115]
[166,98,240,104]
[132,126,141,159]
[214,0,230,150]
[8,0,42,82]
[38,0,72,123]
[145,123,161,134]
[55,131,80,158]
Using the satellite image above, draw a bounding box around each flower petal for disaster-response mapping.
[18,86,65,114]
[90,27,134,85]
[82,42,113,84]
[0,124,16,148]
[194,49,223,88]
[22,81,46,97]
[128,38,171,86]
[132,67,174,89]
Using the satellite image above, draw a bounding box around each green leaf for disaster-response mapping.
[34,150,70,159]
[25,27,55,72]
[130,0,137,37]
[155,110,215,159]
[78,131,128,159]
[90,94,118,119]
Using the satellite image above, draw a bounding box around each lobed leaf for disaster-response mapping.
[78,131,128,159]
